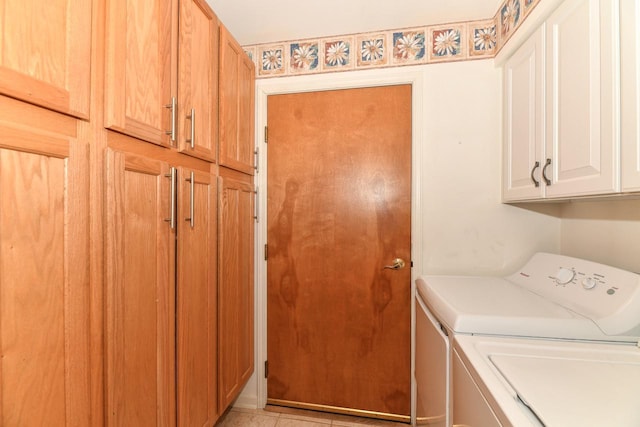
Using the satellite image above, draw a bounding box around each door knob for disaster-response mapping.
[383,258,406,270]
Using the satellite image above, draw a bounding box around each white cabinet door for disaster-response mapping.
[621,0,640,191]
[503,26,545,201]
[545,0,619,198]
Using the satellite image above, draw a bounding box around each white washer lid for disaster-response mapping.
[490,353,640,426]
[416,276,607,340]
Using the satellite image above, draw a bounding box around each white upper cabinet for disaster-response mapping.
[621,0,640,191]
[503,26,545,201]
[544,0,619,198]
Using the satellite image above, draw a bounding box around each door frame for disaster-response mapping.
[252,67,426,424]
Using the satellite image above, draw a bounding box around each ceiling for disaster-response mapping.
[205,0,504,46]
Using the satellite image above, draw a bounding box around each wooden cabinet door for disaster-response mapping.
[545,0,618,197]
[176,168,218,426]
[178,0,219,162]
[105,0,178,146]
[217,173,254,411]
[219,26,255,175]
[0,0,91,118]
[105,150,176,426]
[0,100,90,425]
[503,26,545,201]
[621,0,640,191]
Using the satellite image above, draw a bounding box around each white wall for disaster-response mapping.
[418,60,561,276]
[560,199,640,273]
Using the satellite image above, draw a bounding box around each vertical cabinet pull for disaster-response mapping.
[530,161,540,187]
[254,147,259,173]
[164,167,177,229]
[254,187,259,223]
[542,158,552,186]
[165,96,177,142]
[186,108,195,149]
[185,171,195,228]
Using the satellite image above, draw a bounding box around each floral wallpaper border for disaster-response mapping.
[243,0,540,78]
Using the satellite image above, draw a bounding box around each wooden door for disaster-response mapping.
[544,0,618,197]
[105,149,176,426]
[217,171,255,411]
[0,0,91,118]
[0,100,90,425]
[503,26,545,201]
[219,26,255,175]
[266,85,412,420]
[105,0,178,146]
[178,0,219,162]
[176,168,218,426]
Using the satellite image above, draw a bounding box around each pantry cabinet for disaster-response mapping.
[621,0,640,192]
[104,0,177,146]
[0,0,91,118]
[503,0,620,201]
[218,171,255,410]
[177,0,220,162]
[219,26,256,175]
[544,0,618,198]
[0,97,91,426]
[503,26,545,201]
[176,168,219,426]
[105,150,176,426]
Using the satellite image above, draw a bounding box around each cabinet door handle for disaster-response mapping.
[254,187,259,223]
[254,147,259,173]
[185,171,194,228]
[165,97,177,143]
[186,108,195,149]
[542,158,552,186]
[164,167,176,229]
[530,161,540,187]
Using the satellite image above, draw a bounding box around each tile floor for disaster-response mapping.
[216,405,409,427]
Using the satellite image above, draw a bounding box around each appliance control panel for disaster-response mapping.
[508,253,640,337]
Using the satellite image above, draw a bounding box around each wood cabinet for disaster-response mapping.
[503,26,545,201]
[621,0,640,192]
[218,171,255,410]
[219,26,256,175]
[104,0,178,146]
[178,0,219,162]
[176,168,219,426]
[0,97,91,425]
[544,0,618,198]
[105,149,176,426]
[0,0,91,118]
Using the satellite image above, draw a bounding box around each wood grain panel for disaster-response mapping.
[219,26,255,175]
[105,149,175,426]
[0,0,91,118]
[266,85,412,417]
[177,168,218,426]
[105,0,177,145]
[178,0,219,162]
[218,175,255,411]
[0,124,90,425]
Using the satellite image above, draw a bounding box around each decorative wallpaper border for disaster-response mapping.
[243,0,541,78]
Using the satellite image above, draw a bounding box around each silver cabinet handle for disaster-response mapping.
[383,258,406,270]
[254,187,259,223]
[530,161,540,187]
[186,108,195,149]
[254,147,259,173]
[165,96,177,142]
[542,158,552,186]
[185,171,194,228]
[164,167,176,229]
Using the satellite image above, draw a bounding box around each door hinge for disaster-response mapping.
[264,360,269,378]
[264,243,268,261]
[264,126,268,144]
[411,260,414,268]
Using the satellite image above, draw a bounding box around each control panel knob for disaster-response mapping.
[554,267,575,285]
[582,277,597,290]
